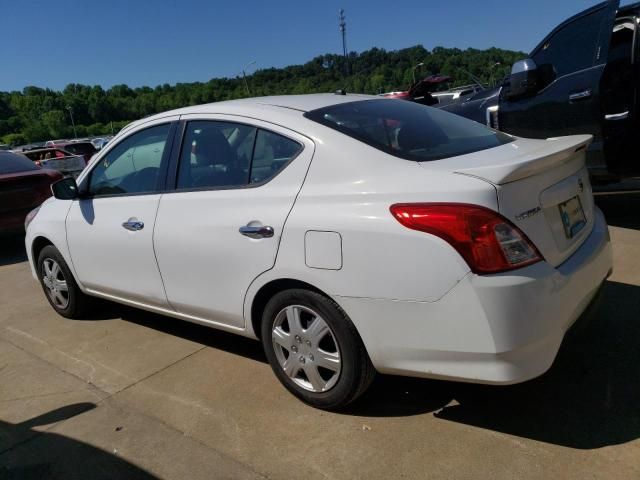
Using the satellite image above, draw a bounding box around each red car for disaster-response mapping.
[0,151,63,234]
[58,141,98,163]
[380,75,452,105]
[22,148,86,178]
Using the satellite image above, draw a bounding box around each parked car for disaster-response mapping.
[22,148,86,177]
[431,84,486,107]
[13,143,45,152]
[91,137,112,150]
[59,141,97,162]
[44,139,70,148]
[380,75,451,105]
[26,94,612,409]
[439,85,502,128]
[439,0,638,182]
[0,151,62,234]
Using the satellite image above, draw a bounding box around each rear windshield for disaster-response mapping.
[0,151,39,174]
[304,99,513,162]
[64,143,96,155]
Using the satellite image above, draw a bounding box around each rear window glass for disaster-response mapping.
[65,143,96,155]
[0,151,39,174]
[304,99,513,162]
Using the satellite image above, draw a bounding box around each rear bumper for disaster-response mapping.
[336,207,613,384]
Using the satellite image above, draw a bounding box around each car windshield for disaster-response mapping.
[0,151,39,174]
[304,99,513,162]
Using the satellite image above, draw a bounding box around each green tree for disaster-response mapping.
[2,132,27,146]
[0,45,525,142]
[41,110,69,138]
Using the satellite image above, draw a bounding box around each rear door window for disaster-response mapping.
[177,121,256,189]
[305,99,513,162]
[65,143,97,156]
[176,120,302,189]
[250,129,302,184]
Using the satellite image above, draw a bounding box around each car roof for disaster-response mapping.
[122,93,377,133]
[250,93,374,112]
[61,141,94,146]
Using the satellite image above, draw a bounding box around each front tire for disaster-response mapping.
[261,289,375,410]
[37,245,91,319]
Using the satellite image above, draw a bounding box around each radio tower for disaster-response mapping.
[339,9,348,75]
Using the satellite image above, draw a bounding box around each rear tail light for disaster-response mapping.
[390,203,542,274]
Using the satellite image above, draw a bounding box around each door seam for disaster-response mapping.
[241,141,317,326]
[151,193,176,312]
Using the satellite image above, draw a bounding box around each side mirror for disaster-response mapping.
[505,59,540,100]
[51,176,79,200]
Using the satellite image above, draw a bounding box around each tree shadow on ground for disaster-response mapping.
[0,403,158,480]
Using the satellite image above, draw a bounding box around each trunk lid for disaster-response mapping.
[40,154,86,174]
[423,134,595,267]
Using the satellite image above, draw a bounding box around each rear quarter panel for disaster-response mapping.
[244,126,500,331]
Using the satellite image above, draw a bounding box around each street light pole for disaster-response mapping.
[412,62,425,84]
[488,62,501,87]
[242,60,256,96]
[66,105,77,139]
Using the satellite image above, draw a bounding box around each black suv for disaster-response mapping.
[441,1,638,181]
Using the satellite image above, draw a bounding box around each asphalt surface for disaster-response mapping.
[1,191,639,479]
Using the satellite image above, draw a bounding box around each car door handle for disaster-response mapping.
[239,225,274,239]
[605,111,629,121]
[569,89,592,102]
[122,219,144,231]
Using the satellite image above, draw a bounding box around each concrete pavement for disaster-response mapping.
[1,194,639,479]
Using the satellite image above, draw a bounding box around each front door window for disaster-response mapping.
[89,124,171,196]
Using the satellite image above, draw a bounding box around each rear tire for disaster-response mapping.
[261,289,375,410]
[37,245,92,319]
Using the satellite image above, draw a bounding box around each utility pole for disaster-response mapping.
[412,62,425,84]
[339,9,348,76]
[242,60,256,96]
[66,105,77,139]
[488,62,501,87]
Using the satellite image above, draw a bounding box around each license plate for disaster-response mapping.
[558,196,586,239]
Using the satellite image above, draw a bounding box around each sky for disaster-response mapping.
[1,0,635,91]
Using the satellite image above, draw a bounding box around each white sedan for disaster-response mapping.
[25,94,612,409]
